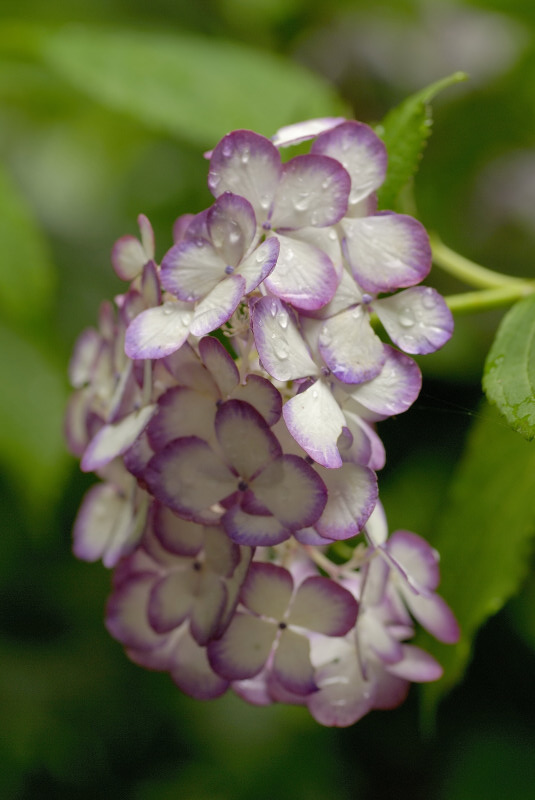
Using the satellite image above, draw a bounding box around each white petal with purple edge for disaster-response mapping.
[319,306,385,384]
[207,192,256,266]
[313,462,377,540]
[170,628,229,699]
[148,569,197,633]
[252,454,327,529]
[215,400,281,479]
[208,613,276,680]
[145,437,236,517]
[271,117,346,148]
[289,576,358,635]
[148,387,217,450]
[138,214,155,259]
[199,336,239,396]
[81,404,156,472]
[190,275,245,336]
[386,645,443,682]
[153,504,204,556]
[373,287,454,354]
[125,302,193,359]
[343,214,431,293]
[264,233,338,311]
[388,530,440,590]
[283,380,346,468]
[73,483,132,564]
[189,572,228,645]
[106,575,163,651]
[112,235,146,280]
[161,239,225,301]
[312,121,387,211]
[222,505,290,547]
[234,374,282,426]
[346,345,422,417]
[238,236,279,292]
[252,296,318,382]
[208,130,281,221]
[68,328,100,387]
[242,562,293,619]
[271,154,350,229]
[274,629,316,695]
[203,525,240,577]
[400,590,460,644]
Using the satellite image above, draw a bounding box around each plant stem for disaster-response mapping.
[430,235,527,289]
[445,283,535,314]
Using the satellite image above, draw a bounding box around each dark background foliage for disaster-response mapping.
[1,0,535,797]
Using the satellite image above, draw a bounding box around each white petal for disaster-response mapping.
[263,233,338,310]
[125,302,193,359]
[81,405,157,472]
[373,287,454,354]
[252,295,319,382]
[283,380,346,468]
[343,213,431,293]
[313,462,377,540]
[318,305,386,384]
[190,275,245,336]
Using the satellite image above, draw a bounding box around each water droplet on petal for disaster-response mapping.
[162,303,174,315]
[260,194,271,210]
[229,230,241,245]
[421,288,437,310]
[182,313,192,326]
[274,340,289,360]
[270,299,278,317]
[312,388,319,399]
[320,326,332,346]
[222,141,234,158]
[398,308,415,328]
[241,148,250,165]
[294,193,310,212]
[277,310,289,329]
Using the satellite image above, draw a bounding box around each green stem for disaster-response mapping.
[445,283,535,314]
[430,235,526,289]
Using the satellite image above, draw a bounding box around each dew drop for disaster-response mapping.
[294,193,310,212]
[421,288,437,310]
[229,230,241,245]
[222,140,234,158]
[320,326,332,346]
[398,308,415,328]
[182,313,192,326]
[162,303,174,316]
[274,340,289,360]
[277,310,289,329]
[270,299,278,317]
[312,388,319,399]
[241,148,250,165]
[260,194,271,210]
[322,178,331,189]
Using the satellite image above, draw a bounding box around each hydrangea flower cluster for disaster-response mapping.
[66,117,459,726]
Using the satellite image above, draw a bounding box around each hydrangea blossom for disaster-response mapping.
[67,116,458,727]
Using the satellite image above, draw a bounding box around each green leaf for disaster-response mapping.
[0,163,55,327]
[376,72,467,210]
[420,403,535,715]
[0,322,69,525]
[483,294,535,440]
[40,26,348,147]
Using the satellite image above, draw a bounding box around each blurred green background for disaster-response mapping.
[1,0,535,797]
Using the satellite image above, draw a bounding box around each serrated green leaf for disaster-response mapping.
[39,26,347,147]
[0,322,69,524]
[376,72,467,210]
[483,294,535,440]
[419,403,535,715]
[0,164,55,327]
